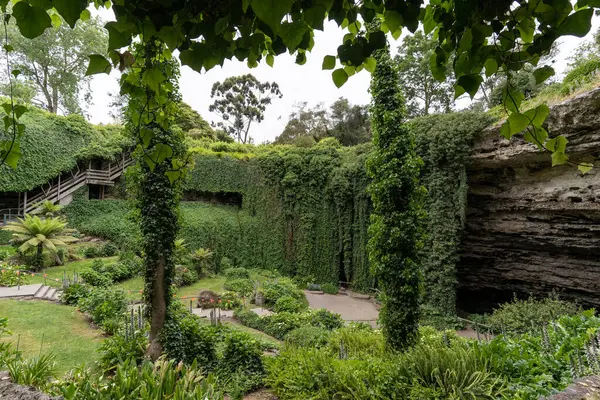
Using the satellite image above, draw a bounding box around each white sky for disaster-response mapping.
[87,9,600,144]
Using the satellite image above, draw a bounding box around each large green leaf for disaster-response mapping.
[557,8,593,37]
[507,112,529,135]
[551,151,569,166]
[322,55,336,70]
[251,0,294,35]
[533,66,555,84]
[524,104,550,127]
[279,21,309,51]
[12,2,52,39]
[53,0,88,28]
[332,68,348,88]
[455,74,483,99]
[105,21,134,49]
[85,55,112,75]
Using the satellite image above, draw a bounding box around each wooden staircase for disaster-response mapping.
[19,153,133,215]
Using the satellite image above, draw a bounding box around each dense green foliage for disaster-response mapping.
[366,46,425,350]
[412,112,495,315]
[0,108,125,192]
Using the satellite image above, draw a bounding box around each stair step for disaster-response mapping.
[44,288,56,300]
[32,284,46,297]
[34,285,50,298]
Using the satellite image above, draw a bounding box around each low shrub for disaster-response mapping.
[220,256,234,271]
[274,295,306,313]
[321,282,339,295]
[309,308,344,331]
[285,326,331,348]
[50,357,223,399]
[80,268,112,287]
[307,283,321,291]
[82,246,100,259]
[101,242,119,257]
[0,250,9,261]
[480,294,581,335]
[224,278,254,297]
[256,268,280,279]
[220,291,243,310]
[60,283,90,306]
[6,354,56,388]
[77,287,127,334]
[161,304,218,367]
[98,329,148,372]
[262,312,306,340]
[174,266,199,287]
[0,264,29,287]
[224,267,251,280]
[261,277,305,308]
[233,308,264,331]
[326,325,385,358]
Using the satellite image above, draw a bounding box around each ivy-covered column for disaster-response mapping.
[366,45,425,350]
[123,40,187,360]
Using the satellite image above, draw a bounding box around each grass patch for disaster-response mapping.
[0,299,104,374]
[177,276,227,299]
[0,245,15,256]
[28,257,119,287]
[115,276,144,301]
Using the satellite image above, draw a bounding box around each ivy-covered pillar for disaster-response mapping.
[123,39,187,360]
[366,44,425,350]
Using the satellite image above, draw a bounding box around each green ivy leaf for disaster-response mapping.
[524,127,548,149]
[423,7,435,35]
[2,141,21,169]
[524,104,550,127]
[53,0,87,28]
[12,2,52,39]
[383,11,402,34]
[105,21,134,49]
[80,9,91,21]
[142,67,166,94]
[86,55,112,75]
[332,68,348,88]
[455,74,483,99]
[11,69,20,78]
[578,162,594,174]
[502,86,525,113]
[364,57,376,73]
[266,54,274,67]
[322,55,336,70]
[13,105,27,119]
[507,112,529,135]
[484,58,498,78]
[557,8,593,37]
[551,151,569,166]
[546,135,568,153]
[279,21,309,51]
[517,18,535,43]
[251,0,294,35]
[533,66,555,84]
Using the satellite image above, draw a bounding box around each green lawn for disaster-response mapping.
[0,245,15,256]
[0,300,104,374]
[28,257,119,287]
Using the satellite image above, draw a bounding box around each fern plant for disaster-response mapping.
[3,215,77,268]
[192,248,213,275]
[31,200,64,217]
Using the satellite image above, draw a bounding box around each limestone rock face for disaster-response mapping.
[457,88,600,312]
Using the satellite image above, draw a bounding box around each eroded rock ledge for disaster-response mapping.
[0,372,57,400]
[458,88,600,312]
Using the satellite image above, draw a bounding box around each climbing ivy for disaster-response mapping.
[412,112,495,317]
[366,45,425,350]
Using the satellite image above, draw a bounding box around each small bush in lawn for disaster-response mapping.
[256,268,280,279]
[80,268,112,287]
[60,283,90,305]
[224,278,254,297]
[261,277,305,307]
[161,304,218,366]
[174,266,199,287]
[0,264,29,287]
[321,282,339,294]
[262,312,306,340]
[98,329,148,372]
[7,354,56,387]
[309,308,344,330]
[224,267,251,280]
[220,291,242,310]
[233,308,264,331]
[78,287,127,334]
[91,259,104,271]
[285,326,331,348]
[101,242,119,257]
[274,295,306,313]
[83,246,100,259]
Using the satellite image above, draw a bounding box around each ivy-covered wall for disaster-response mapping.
[0,108,127,193]
[65,112,493,308]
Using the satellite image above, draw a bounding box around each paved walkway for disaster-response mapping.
[192,307,273,318]
[305,290,379,325]
[0,284,43,298]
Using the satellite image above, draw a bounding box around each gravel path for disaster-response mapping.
[304,290,379,326]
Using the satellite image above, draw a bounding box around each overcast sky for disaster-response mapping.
[87,9,600,144]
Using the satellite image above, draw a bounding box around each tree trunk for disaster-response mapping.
[36,243,43,268]
[146,254,166,359]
